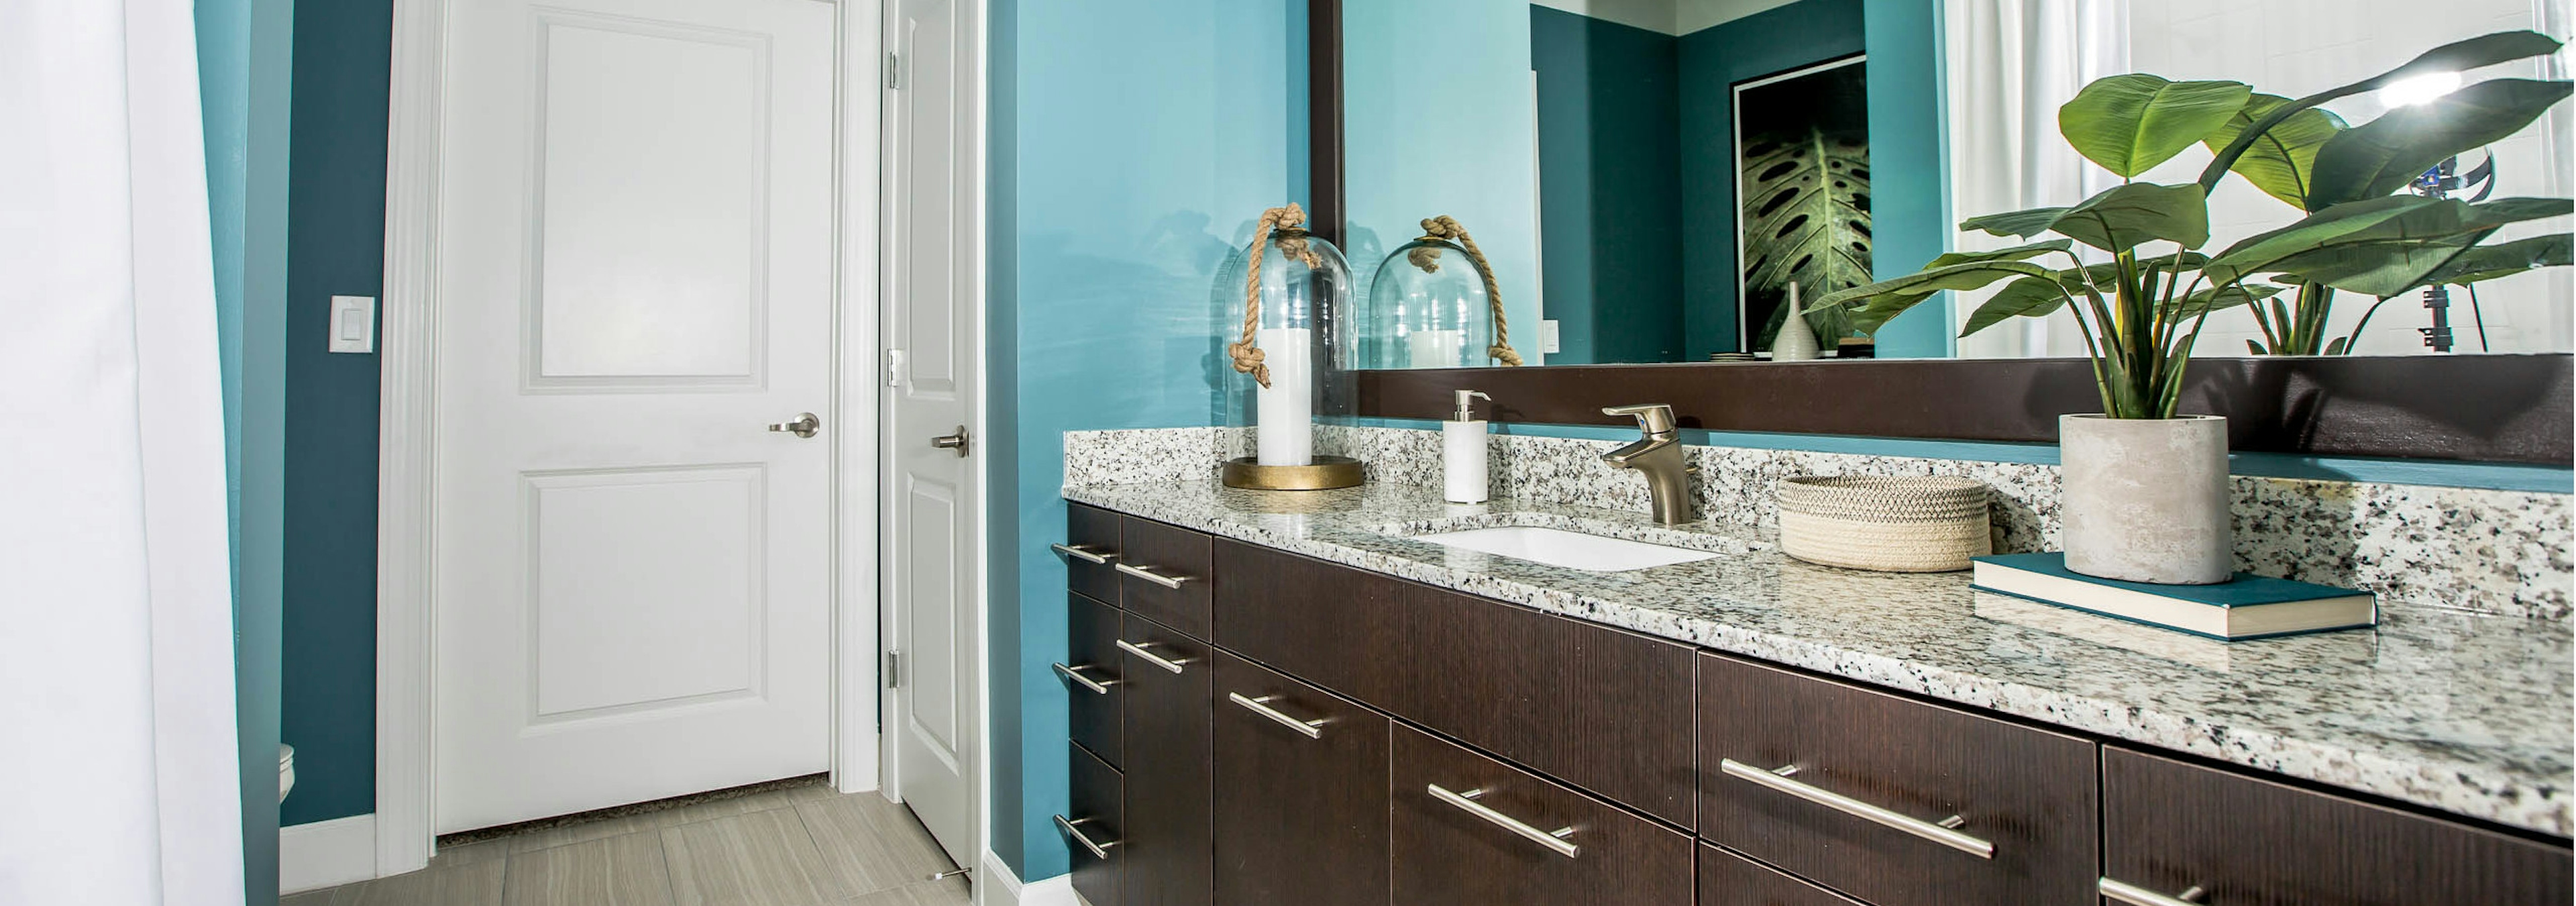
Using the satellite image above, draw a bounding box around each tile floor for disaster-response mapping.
[282,785,969,906]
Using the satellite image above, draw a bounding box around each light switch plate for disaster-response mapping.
[329,295,376,353]
[1540,319,1561,354]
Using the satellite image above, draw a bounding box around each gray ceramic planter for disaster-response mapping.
[2059,414,2233,585]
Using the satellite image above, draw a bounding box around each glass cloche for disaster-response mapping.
[1360,221,1516,369]
[1213,204,1358,485]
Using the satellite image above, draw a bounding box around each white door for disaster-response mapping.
[883,0,979,869]
[431,0,839,833]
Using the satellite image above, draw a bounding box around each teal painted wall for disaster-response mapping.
[197,0,293,899]
[1343,1,1542,363]
[279,0,390,828]
[988,0,1295,880]
[1859,0,1951,357]
[1675,0,1866,360]
[1529,5,1684,364]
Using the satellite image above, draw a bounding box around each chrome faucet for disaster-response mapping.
[1601,404,1694,525]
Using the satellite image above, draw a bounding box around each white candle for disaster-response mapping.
[1255,326,1313,466]
[1405,328,1465,368]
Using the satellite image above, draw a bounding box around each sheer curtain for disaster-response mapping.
[0,1,248,904]
[1942,0,2128,358]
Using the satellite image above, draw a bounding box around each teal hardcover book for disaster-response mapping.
[1970,553,2377,640]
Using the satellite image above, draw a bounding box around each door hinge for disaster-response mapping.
[885,650,900,689]
[885,52,901,89]
[885,348,907,387]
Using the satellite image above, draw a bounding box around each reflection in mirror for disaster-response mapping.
[1338,0,2572,366]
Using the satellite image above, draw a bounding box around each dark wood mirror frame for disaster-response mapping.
[1305,0,2571,465]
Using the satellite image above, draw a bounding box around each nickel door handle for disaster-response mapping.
[767,412,821,438]
[1426,783,1579,858]
[1719,758,1994,859]
[1114,562,1191,589]
[1051,662,1119,695]
[1049,543,1116,564]
[930,425,969,456]
[1115,639,1193,674]
[1053,815,1119,860]
[2098,878,2208,906]
[1227,692,1326,738]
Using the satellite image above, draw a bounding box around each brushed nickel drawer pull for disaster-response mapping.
[2098,878,2206,906]
[1426,783,1579,858]
[1114,562,1191,589]
[1228,692,1326,738]
[1051,662,1118,695]
[1050,543,1116,564]
[1053,815,1119,860]
[1115,639,1193,674]
[1719,758,1995,859]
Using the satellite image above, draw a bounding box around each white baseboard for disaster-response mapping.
[974,848,1076,906]
[280,813,378,894]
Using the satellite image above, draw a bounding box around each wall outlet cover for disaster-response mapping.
[329,295,376,354]
[1540,319,1561,354]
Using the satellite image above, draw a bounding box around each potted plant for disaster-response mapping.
[1816,31,2573,584]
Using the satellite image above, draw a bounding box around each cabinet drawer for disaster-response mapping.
[1212,652,1390,906]
[1060,504,1123,605]
[1211,540,1405,705]
[1120,517,1212,640]
[2102,746,2573,905]
[1063,742,1124,906]
[1118,614,1212,906]
[1699,653,2098,906]
[1061,592,1124,768]
[1700,844,1862,906]
[1393,725,1693,906]
[1400,586,1697,827]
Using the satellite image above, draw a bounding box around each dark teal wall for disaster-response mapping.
[197,0,292,899]
[1530,5,1683,364]
[987,0,1295,880]
[279,0,390,828]
[1676,0,1866,360]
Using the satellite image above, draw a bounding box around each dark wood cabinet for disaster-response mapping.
[2103,746,2574,906]
[1210,539,1406,705]
[1120,517,1213,641]
[1698,653,2100,906]
[1211,652,1390,906]
[1118,615,1213,906]
[1700,844,1864,906]
[1063,591,1124,769]
[1063,503,1124,605]
[1065,742,1125,906]
[1393,725,1694,906]
[1401,586,1698,827]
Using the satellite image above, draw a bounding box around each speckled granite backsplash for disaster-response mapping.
[1062,425,2573,621]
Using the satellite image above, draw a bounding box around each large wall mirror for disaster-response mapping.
[1328,0,2572,366]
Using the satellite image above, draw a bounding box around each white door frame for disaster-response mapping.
[371,0,982,878]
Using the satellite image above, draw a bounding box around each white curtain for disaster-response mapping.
[1942,0,2128,358]
[0,1,248,904]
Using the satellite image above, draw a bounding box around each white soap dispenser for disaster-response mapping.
[1444,390,1492,503]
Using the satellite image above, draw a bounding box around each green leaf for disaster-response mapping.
[2420,233,2575,286]
[2204,195,2571,287]
[1741,128,1874,351]
[2059,75,2253,178]
[2167,282,2286,320]
[2246,339,2269,355]
[1815,260,2057,334]
[2198,31,2565,191]
[1957,276,2070,337]
[2310,79,2573,205]
[2045,182,2211,253]
[1927,238,2074,268]
[1960,207,2070,239]
[2202,93,2344,210]
[2324,336,2351,356]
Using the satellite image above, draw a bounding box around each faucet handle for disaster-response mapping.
[1603,403,1678,435]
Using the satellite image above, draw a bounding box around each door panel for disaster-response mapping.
[884,0,980,868]
[433,0,835,834]
[1119,616,1212,906]
[1212,652,1390,906]
[1392,725,1694,906]
[1065,742,1125,906]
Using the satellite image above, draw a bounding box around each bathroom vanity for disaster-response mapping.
[1048,481,2572,906]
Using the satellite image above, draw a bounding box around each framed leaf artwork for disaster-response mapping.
[1734,54,1870,355]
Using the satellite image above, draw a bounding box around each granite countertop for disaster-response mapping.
[1063,479,2575,838]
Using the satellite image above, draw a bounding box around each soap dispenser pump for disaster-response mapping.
[1444,390,1492,503]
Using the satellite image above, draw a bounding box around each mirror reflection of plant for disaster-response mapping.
[1818,31,2573,418]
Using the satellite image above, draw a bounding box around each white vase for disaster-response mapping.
[2058,414,2233,585]
[1772,283,1821,361]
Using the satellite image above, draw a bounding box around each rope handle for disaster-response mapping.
[1230,203,1322,389]
[1407,215,1523,367]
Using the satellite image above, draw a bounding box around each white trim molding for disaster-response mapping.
[975,849,1077,906]
[280,814,378,895]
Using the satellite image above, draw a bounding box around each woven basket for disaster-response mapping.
[1776,475,1992,572]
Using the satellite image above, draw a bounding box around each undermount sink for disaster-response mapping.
[1411,525,1720,572]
